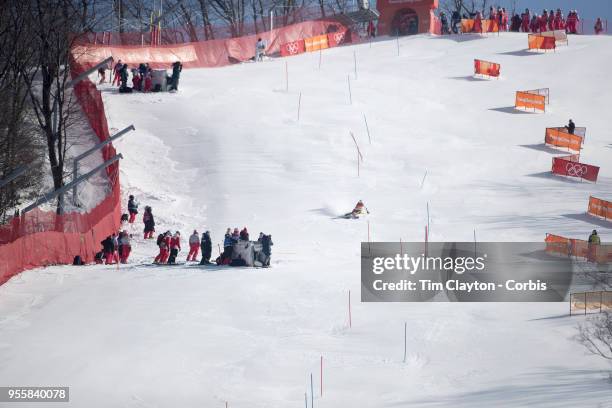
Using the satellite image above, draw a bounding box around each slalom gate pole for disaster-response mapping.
[297,92,302,122]
[473,229,477,258]
[363,113,371,144]
[354,51,357,79]
[357,150,360,177]
[310,373,314,408]
[396,34,400,56]
[403,322,407,362]
[347,75,352,105]
[426,202,430,233]
[368,221,371,255]
[285,61,289,92]
[348,290,352,328]
[420,170,427,188]
[425,226,428,257]
[319,48,322,70]
[320,355,323,396]
[400,238,403,254]
[218,243,221,255]
[305,392,307,408]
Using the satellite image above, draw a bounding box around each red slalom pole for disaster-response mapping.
[348,290,352,328]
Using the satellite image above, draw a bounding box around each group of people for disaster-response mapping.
[97,231,132,265]
[216,227,273,267]
[103,60,183,93]
[439,7,603,35]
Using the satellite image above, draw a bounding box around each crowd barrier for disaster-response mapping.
[588,196,612,221]
[515,88,549,112]
[0,79,121,285]
[542,30,568,45]
[551,154,599,182]
[528,34,556,51]
[280,29,350,57]
[545,233,612,263]
[72,20,348,72]
[570,291,612,315]
[545,126,585,152]
[460,19,499,33]
[474,59,500,78]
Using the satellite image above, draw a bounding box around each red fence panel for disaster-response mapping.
[551,155,599,182]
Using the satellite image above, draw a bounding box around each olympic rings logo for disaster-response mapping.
[334,32,345,43]
[286,42,299,54]
[566,162,588,177]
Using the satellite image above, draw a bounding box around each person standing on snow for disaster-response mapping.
[258,232,273,267]
[521,9,530,32]
[187,230,200,262]
[169,61,183,91]
[143,206,155,239]
[255,38,266,61]
[473,11,483,33]
[118,231,132,264]
[101,235,115,265]
[565,119,576,135]
[127,195,138,223]
[112,60,123,86]
[594,18,604,35]
[167,231,181,264]
[588,230,601,262]
[200,231,213,265]
[239,227,249,241]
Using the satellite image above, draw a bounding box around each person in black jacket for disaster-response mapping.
[565,119,576,134]
[200,231,213,265]
[143,206,155,239]
[127,195,138,223]
[169,61,182,91]
[101,235,116,265]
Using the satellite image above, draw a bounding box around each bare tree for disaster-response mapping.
[577,311,612,361]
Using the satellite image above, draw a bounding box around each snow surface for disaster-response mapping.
[1,33,612,407]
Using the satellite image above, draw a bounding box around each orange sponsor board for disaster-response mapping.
[304,35,329,52]
[474,59,500,77]
[461,19,498,33]
[528,34,556,50]
[588,196,612,220]
[545,128,583,152]
[515,91,546,111]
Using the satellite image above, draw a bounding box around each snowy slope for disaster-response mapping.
[1,33,612,408]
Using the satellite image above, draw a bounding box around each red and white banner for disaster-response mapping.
[327,29,350,47]
[551,155,599,182]
[280,39,306,57]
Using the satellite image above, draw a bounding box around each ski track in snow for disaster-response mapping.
[1,33,612,407]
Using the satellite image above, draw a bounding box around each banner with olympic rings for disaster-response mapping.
[551,155,599,182]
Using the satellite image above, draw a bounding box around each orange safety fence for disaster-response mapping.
[528,34,556,51]
[588,196,612,221]
[570,291,612,315]
[541,30,568,45]
[461,19,499,33]
[545,233,612,263]
[0,79,121,285]
[474,59,500,77]
[515,89,549,112]
[545,127,585,152]
[71,20,348,72]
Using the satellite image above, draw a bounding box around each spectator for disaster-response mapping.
[101,235,115,265]
[112,60,122,86]
[240,227,249,241]
[97,67,106,85]
[169,61,183,91]
[521,9,530,32]
[167,231,181,264]
[565,119,575,135]
[594,18,604,35]
[127,195,138,223]
[451,10,461,34]
[439,12,449,34]
[143,206,155,239]
[118,231,132,264]
[200,231,213,265]
[255,38,267,61]
[187,230,200,262]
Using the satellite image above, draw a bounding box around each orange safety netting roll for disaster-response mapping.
[588,196,612,220]
[545,127,584,152]
[474,59,500,77]
[528,34,556,50]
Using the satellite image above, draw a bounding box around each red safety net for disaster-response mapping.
[551,154,599,182]
[0,77,121,285]
[72,20,349,71]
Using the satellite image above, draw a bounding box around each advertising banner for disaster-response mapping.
[588,196,612,220]
[515,91,546,111]
[304,34,329,52]
[545,127,584,152]
[528,34,556,50]
[280,39,306,57]
[474,59,500,77]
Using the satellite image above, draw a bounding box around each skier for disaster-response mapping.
[451,10,461,34]
[255,38,266,61]
[521,9,530,32]
[199,231,213,265]
[565,119,576,135]
[127,195,138,223]
[101,235,115,265]
[97,66,106,85]
[112,60,123,86]
[187,230,200,262]
[345,200,370,218]
[118,231,132,264]
[240,227,249,241]
[439,12,449,35]
[594,18,604,35]
[167,231,181,264]
[588,230,601,262]
[111,233,119,264]
[169,61,182,91]
[119,64,129,91]
[154,232,166,264]
[143,206,155,239]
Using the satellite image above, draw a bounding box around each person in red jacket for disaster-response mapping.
[473,11,483,33]
[547,9,555,31]
[539,10,548,33]
[594,17,603,35]
[168,231,181,264]
[187,230,200,262]
[521,9,530,32]
[553,10,562,30]
[500,8,508,31]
